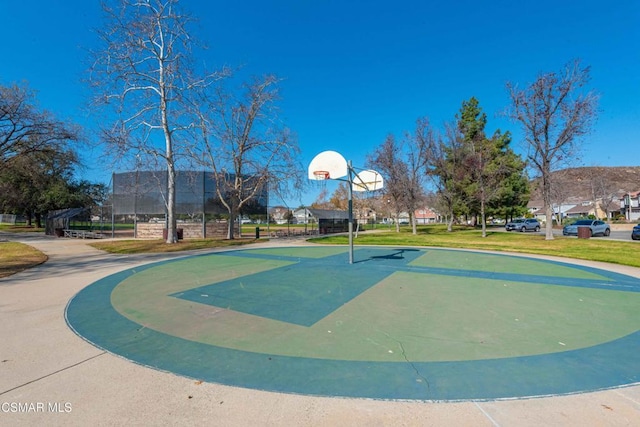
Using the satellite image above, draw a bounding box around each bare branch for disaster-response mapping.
[506,59,598,239]
[0,83,80,164]
[193,74,301,239]
[89,0,226,243]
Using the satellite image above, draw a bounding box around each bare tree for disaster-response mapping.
[404,118,431,234]
[0,83,79,164]
[328,182,349,210]
[587,168,619,220]
[421,122,466,232]
[196,75,301,239]
[311,187,332,209]
[549,181,573,224]
[325,182,373,234]
[89,0,225,243]
[368,134,409,232]
[506,60,598,239]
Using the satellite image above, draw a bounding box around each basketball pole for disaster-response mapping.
[347,160,354,264]
[308,150,383,265]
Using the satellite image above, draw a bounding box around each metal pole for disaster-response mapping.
[348,160,354,264]
[111,172,115,239]
[266,176,270,238]
[202,170,206,238]
[133,170,138,238]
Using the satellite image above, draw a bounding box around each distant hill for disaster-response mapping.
[529,166,640,202]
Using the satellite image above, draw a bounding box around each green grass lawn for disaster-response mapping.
[309,225,640,268]
[0,223,44,232]
[90,238,259,254]
[0,242,48,277]
[1,224,639,277]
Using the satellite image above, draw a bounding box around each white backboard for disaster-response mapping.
[308,151,348,180]
[352,169,384,192]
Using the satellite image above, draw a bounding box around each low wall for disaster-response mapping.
[136,222,229,239]
[136,223,164,239]
[610,223,636,231]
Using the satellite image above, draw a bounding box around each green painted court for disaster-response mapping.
[66,246,640,401]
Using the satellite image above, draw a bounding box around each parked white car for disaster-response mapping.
[562,219,610,237]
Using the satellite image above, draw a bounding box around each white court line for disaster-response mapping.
[474,402,501,427]
[614,389,640,407]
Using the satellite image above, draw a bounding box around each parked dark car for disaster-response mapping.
[632,224,640,241]
[505,218,541,232]
[563,219,610,237]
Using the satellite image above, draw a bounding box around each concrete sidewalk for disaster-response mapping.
[1,233,640,426]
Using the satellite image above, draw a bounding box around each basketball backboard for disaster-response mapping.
[307,150,383,264]
[308,151,348,180]
[352,169,384,192]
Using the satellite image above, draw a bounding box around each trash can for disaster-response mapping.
[577,226,591,239]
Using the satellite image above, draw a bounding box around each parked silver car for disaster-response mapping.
[562,219,610,237]
[505,218,541,232]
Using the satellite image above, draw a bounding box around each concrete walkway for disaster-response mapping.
[1,232,640,426]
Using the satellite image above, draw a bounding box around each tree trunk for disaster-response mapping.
[542,171,554,240]
[165,164,177,243]
[160,46,177,244]
[480,198,487,238]
[411,211,417,235]
[544,204,554,240]
[227,220,234,240]
[447,216,454,232]
[227,210,236,239]
[446,203,454,232]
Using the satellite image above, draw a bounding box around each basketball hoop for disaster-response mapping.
[307,150,384,264]
[312,170,330,180]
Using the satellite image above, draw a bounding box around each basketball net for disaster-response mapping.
[312,170,329,191]
[312,170,330,180]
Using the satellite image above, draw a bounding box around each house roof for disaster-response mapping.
[46,208,88,220]
[620,190,640,199]
[564,203,594,215]
[606,200,621,211]
[305,208,349,220]
[415,208,437,219]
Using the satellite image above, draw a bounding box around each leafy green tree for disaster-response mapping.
[487,154,530,221]
[0,83,85,227]
[455,98,525,237]
[0,148,105,227]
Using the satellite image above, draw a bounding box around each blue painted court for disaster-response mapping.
[66,246,640,401]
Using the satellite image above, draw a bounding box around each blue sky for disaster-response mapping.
[1,0,639,206]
